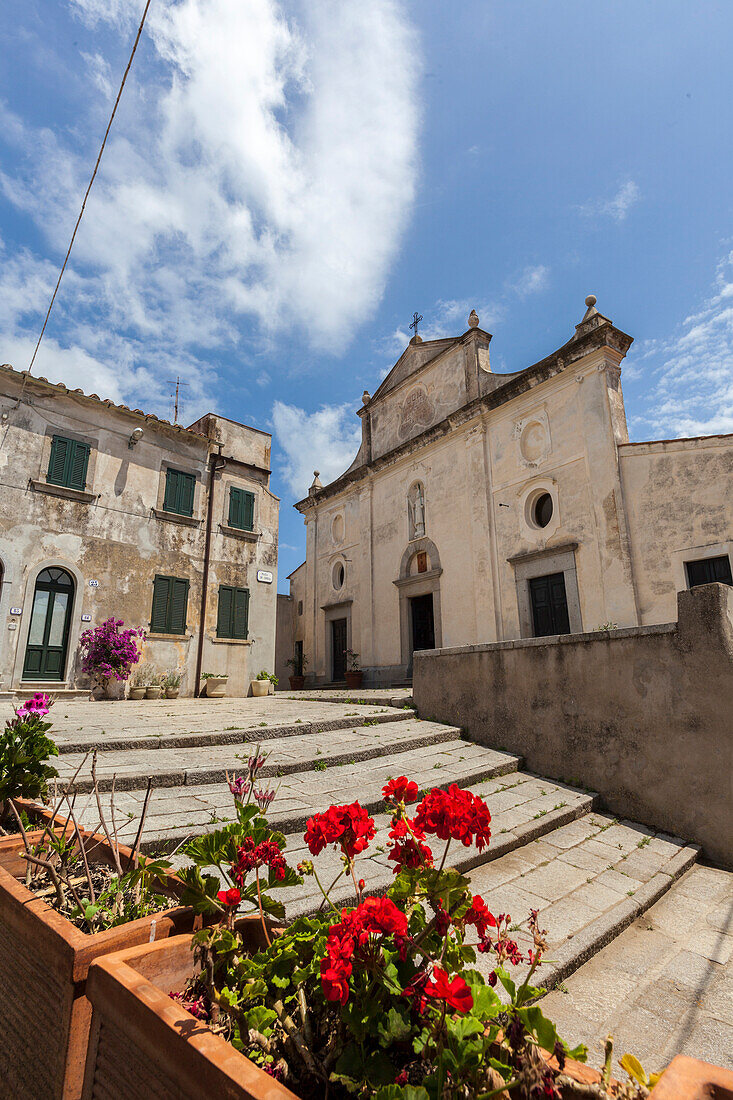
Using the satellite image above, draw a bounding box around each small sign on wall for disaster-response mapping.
[88,580,99,588]
[256,570,273,584]
[9,607,22,616]
[81,613,92,622]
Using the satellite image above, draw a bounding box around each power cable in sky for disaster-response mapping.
[27,0,153,375]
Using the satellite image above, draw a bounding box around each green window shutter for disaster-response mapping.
[217,586,233,638]
[179,473,195,516]
[163,469,178,512]
[151,576,171,633]
[68,441,90,490]
[47,436,70,485]
[169,578,189,634]
[233,588,249,639]
[228,488,243,529]
[242,491,255,531]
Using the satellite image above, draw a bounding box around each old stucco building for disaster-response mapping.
[0,364,278,697]
[282,297,732,685]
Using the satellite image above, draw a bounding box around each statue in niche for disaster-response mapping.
[409,484,426,540]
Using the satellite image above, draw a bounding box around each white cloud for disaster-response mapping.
[579,179,640,222]
[0,0,419,407]
[271,399,361,498]
[629,249,733,438]
[511,264,549,297]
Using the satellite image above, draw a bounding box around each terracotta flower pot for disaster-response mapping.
[165,687,180,699]
[128,687,146,700]
[82,926,298,1100]
[288,675,305,690]
[0,819,203,1099]
[345,670,363,689]
[250,680,269,697]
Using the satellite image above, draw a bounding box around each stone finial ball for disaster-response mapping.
[362,390,370,405]
[585,294,597,307]
[314,470,320,477]
[468,309,479,328]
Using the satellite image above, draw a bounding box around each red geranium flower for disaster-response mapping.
[382,776,419,804]
[423,967,473,1013]
[464,894,496,938]
[413,784,492,851]
[320,957,351,1005]
[217,887,241,908]
[304,802,376,860]
[386,816,434,873]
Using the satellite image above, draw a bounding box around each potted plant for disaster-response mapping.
[344,648,363,689]
[268,672,279,695]
[128,665,148,700]
[164,669,182,699]
[146,672,163,700]
[201,672,228,699]
[80,768,680,1100]
[0,704,206,1099]
[250,670,271,698]
[79,617,145,699]
[285,652,308,690]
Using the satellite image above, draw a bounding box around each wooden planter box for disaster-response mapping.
[82,927,298,1100]
[0,815,203,1100]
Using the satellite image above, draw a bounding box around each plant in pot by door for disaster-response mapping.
[128,664,148,700]
[251,669,271,697]
[79,616,145,699]
[344,648,363,689]
[201,672,228,698]
[285,652,308,690]
[146,672,163,699]
[164,669,182,699]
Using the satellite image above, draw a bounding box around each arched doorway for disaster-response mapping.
[23,567,75,680]
[394,537,443,679]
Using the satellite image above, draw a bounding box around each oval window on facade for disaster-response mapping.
[533,492,554,529]
[332,562,345,590]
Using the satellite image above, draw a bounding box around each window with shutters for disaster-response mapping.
[47,435,91,491]
[163,468,196,516]
[685,555,733,588]
[228,487,255,531]
[150,575,190,635]
[217,585,250,639]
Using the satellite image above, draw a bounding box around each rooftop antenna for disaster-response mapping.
[166,376,190,424]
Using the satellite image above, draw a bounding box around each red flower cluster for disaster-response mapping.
[304,801,376,860]
[404,966,473,1014]
[320,896,409,1006]
[387,816,434,873]
[382,776,419,804]
[464,894,496,938]
[413,784,492,851]
[217,887,241,908]
[232,837,287,884]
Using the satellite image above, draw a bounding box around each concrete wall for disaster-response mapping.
[413,583,733,868]
[0,373,278,696]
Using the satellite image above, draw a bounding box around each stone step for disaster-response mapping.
[282,690,414,709]
[464,813,700,995]
[52,706,415,755]
[86,741,524,853]
[536,863,733,1072]
[56,719,462,793]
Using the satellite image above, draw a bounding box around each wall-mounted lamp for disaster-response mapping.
[128,426,144,448]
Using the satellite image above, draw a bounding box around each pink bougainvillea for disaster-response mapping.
[79,617,145,689]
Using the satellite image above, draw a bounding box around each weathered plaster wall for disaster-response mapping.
[275,593,294,685]
[0,380,277,696]
[414,583,733,868]
[619,435,733,625]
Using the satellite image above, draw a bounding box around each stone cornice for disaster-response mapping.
[296,321,633,512]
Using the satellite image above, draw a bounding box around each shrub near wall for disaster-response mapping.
[414,583,733,868]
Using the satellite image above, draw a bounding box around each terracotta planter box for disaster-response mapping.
[0,798,70,878]
[0,818,203,1100]
[651,1054,733,1099]
[83,926,298,1100]
[345,671,363,689]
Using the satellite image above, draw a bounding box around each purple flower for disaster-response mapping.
[254,786,276,812]
[228,775,251,801]
[15,692,52,719]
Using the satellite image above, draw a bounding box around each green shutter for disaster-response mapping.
[233,588,249,639]
[151,576,171,633]
[164,468,195,516]
[228,487,254,530]
[47,436,70,485]
[217,586,233,638]
[242,491,255,531]
[163,469,179,512]
[169,578,189,634]
[69,441,90,490]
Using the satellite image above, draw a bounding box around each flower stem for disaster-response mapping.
[255,868,272,947]
[438,838,451,871]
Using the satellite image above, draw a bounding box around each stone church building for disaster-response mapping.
[280,296,732,686]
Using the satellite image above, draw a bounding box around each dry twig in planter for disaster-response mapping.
[91,750,123,876]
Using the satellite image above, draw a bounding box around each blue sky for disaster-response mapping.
[2,0,732,588]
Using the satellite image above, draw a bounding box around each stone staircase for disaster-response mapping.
[37,691,717,1022]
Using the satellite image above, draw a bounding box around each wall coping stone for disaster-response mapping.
[416,621,677,659]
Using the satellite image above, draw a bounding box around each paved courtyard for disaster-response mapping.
[11,692,733,1073]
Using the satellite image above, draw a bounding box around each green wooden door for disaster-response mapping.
[23,568,75,680]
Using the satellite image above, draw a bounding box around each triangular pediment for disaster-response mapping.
[371,337,459,404]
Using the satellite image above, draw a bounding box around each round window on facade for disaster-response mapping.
[533,492,554,529]
[332,562,345,590]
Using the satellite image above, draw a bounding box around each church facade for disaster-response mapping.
[284,297,733,685]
